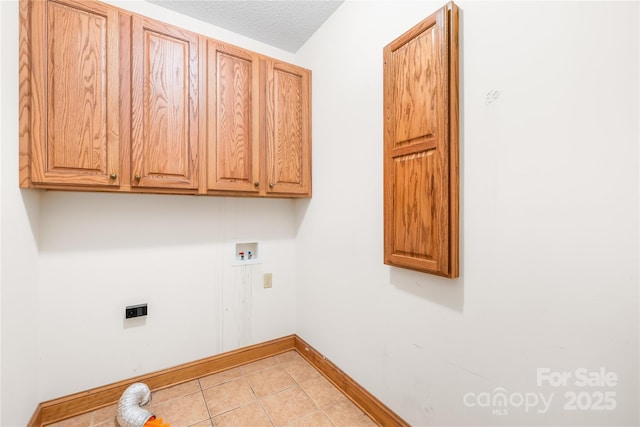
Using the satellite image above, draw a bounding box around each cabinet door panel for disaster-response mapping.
[392,26,439,148]
[31,0,119,186]
[384,3,459,277]
[207,41,260,192]
[392,151,446,273]
[131,16,199,190]
[265,61,311,196]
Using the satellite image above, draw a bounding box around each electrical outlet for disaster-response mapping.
[264,273,272,289]
[125,304,147,319]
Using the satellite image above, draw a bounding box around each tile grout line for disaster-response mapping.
[195,378,214,427]
[281,355,336,421]
[243,364,275,427]
[247,356,293,427]
[255,389,277,427]
[273,354,324,427]
[276,352,337,427]
[291,367,339,427]
[239,353,321,427]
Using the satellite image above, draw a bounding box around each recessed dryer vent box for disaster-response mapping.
[234,242,260,266]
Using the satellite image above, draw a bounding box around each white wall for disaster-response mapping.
[0,1,299,424]
[37,193,298,400]
[0,3,4,423]
[295,1,639,426]
[1,1,41,425]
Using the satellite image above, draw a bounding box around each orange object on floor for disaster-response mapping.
[144,416,170,427]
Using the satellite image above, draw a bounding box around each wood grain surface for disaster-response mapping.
[131,15,199,190]
[265,60,311,196]
[27,0,120,186]
[384,2,459,277]
[207,41,260,192]
[20,0,311,198]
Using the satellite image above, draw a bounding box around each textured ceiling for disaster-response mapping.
[146,0,344,53]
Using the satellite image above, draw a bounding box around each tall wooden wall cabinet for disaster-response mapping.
[383,2,459,278]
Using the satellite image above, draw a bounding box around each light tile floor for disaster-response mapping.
[48,351,378,427]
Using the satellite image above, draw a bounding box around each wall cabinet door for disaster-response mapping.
[383,2,459,277]
[265,60,312,196]
[206,41,260,193]
[131,16,199,190]
[29,0,120,186]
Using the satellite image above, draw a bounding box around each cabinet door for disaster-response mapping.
[206,41,260,193]
[29,0,120,186]
[265,61,312,196]
[383,3,459,277]
[131,16,199,190]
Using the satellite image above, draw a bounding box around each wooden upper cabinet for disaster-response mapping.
[131,16,199,190]
[20,0,311,198]
[265,60,312,196]
[27,0,120,187]
[206,41,260,193]
[383,2,459,278]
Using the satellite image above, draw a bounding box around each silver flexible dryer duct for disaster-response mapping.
[116,382,154,427]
